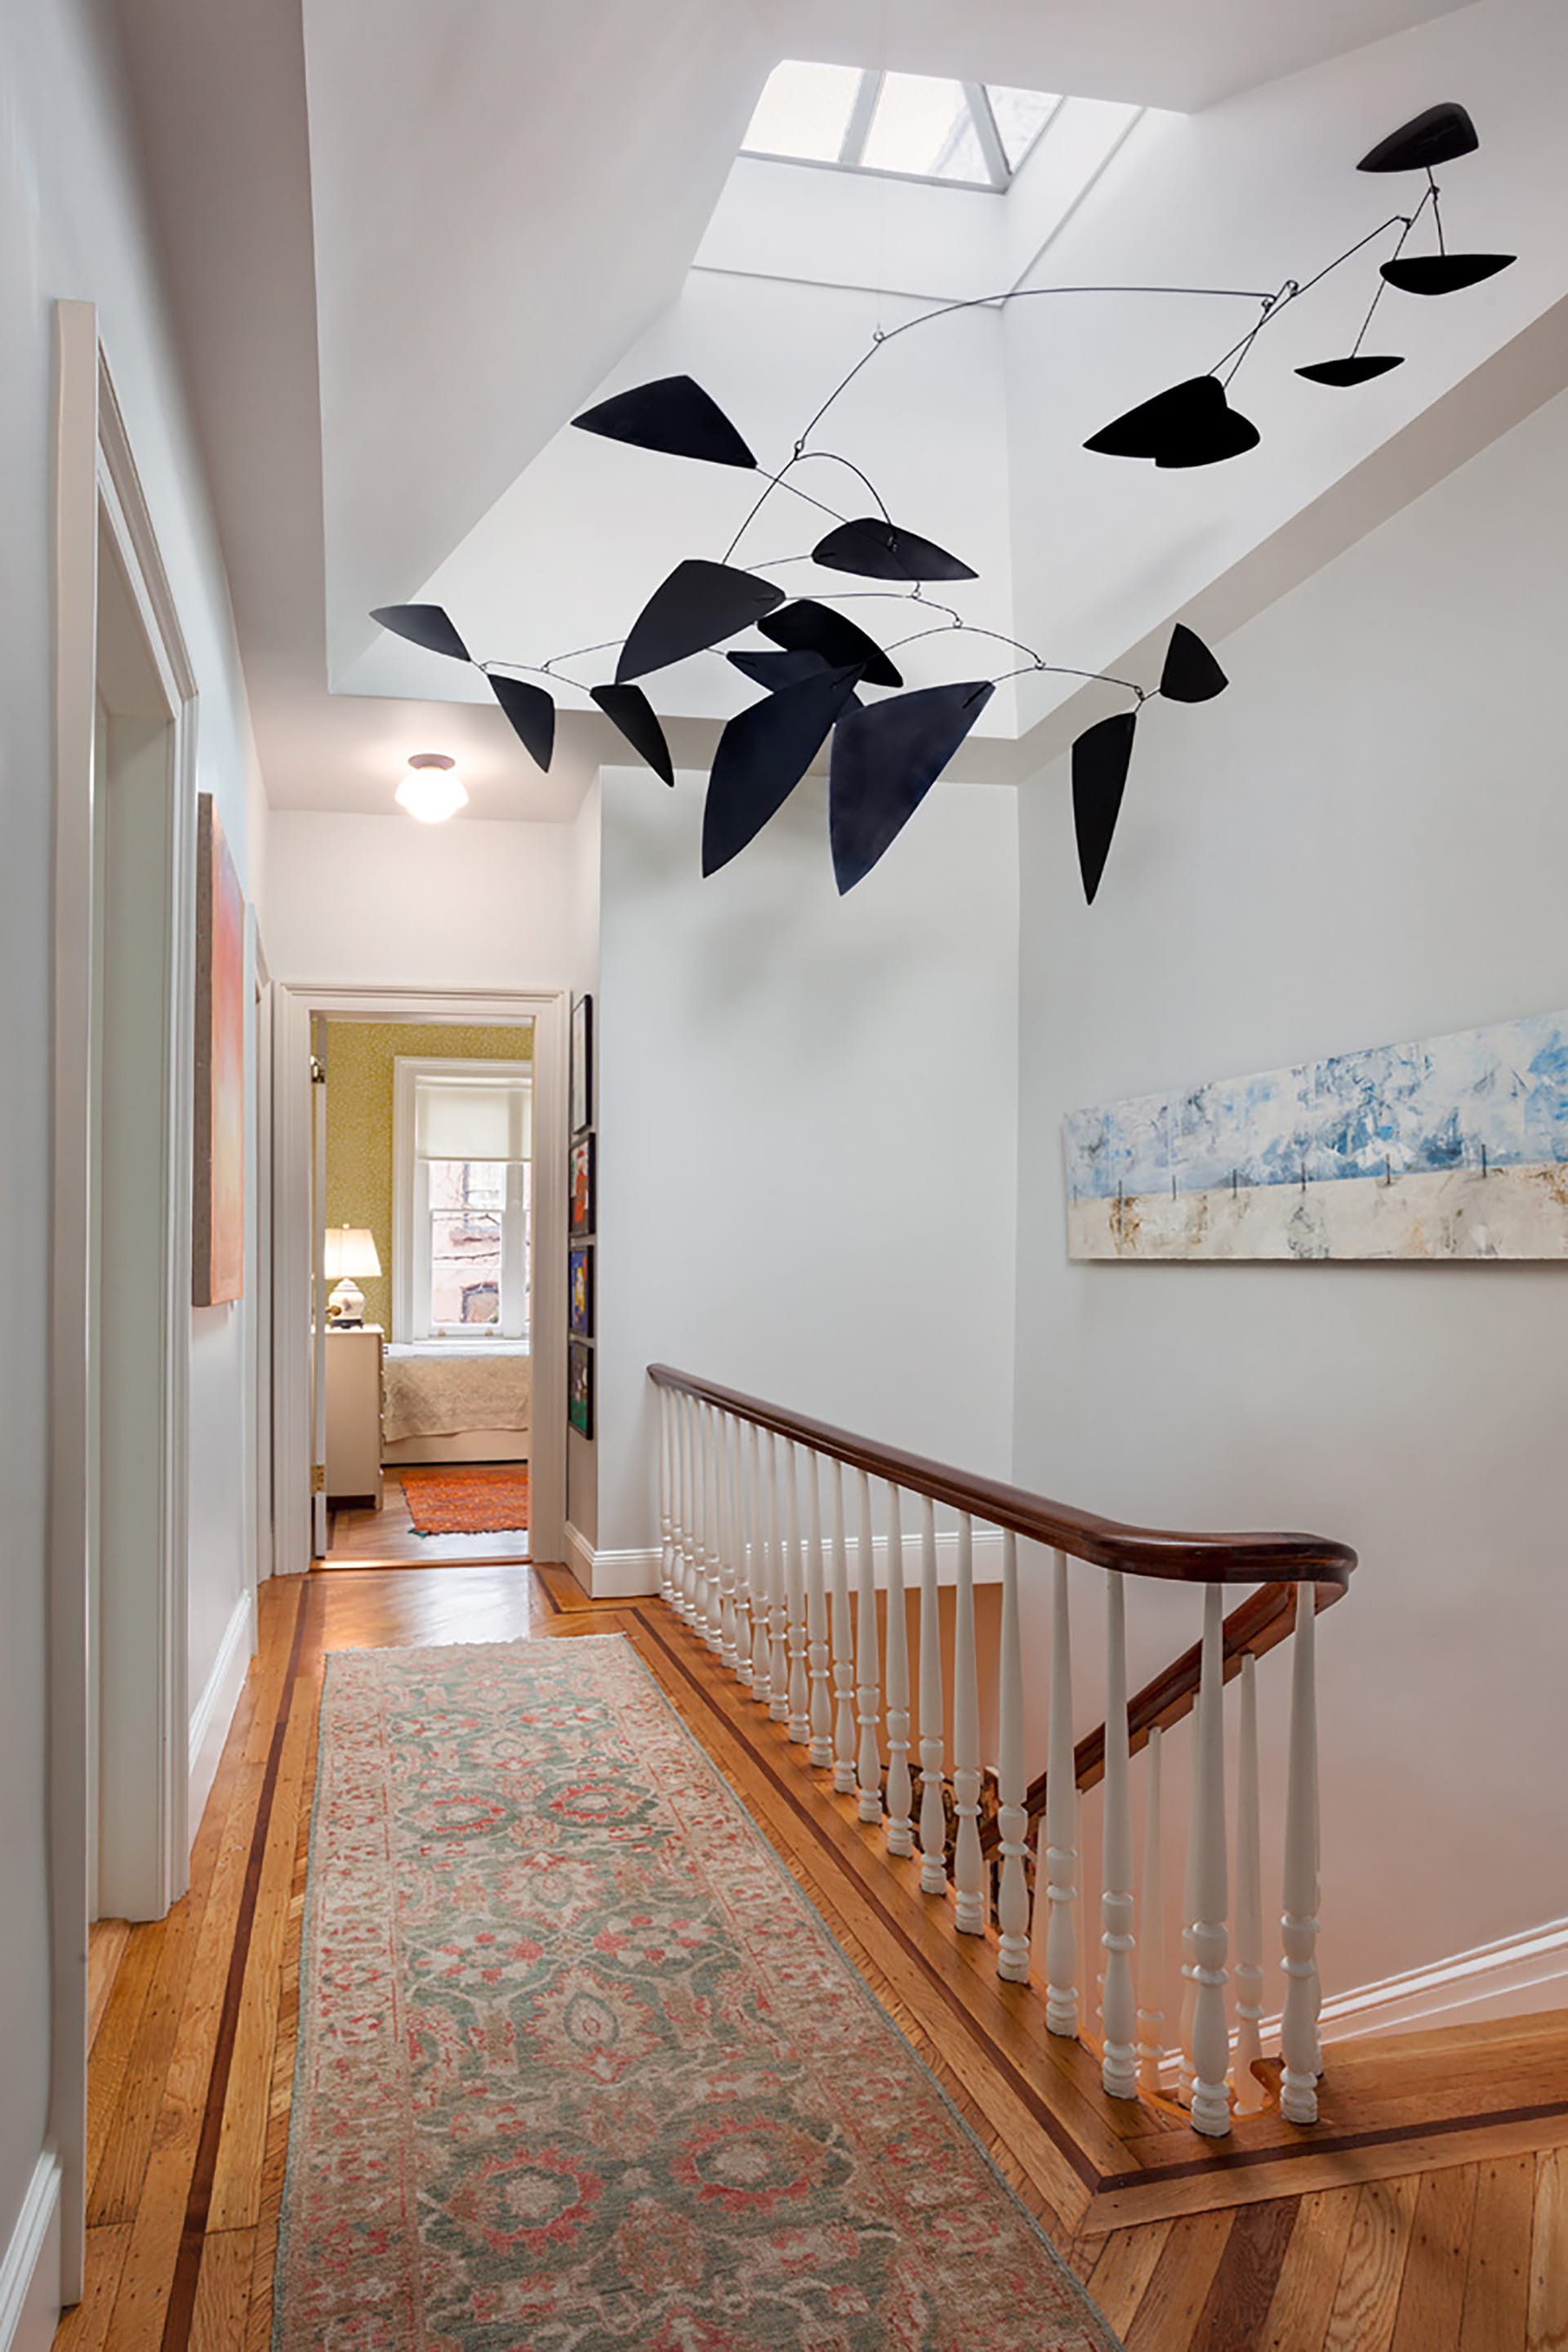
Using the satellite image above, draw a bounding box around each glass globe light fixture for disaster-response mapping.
[395,751,468,822]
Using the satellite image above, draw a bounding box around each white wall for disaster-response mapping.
[0,0,261,2300]
[594,762,1020,1568]
[1013,385,1568,2009]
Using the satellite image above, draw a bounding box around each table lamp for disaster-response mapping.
[324,1225,381,1325]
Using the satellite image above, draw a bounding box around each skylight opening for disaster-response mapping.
[742,64,1061,190]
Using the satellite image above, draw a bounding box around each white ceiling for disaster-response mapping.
[106,0,1546,824]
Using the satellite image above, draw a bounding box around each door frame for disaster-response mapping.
[272,985,569,1572]
[50,301,198,2300]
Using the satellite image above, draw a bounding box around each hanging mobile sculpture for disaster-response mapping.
[372,104,1512,906]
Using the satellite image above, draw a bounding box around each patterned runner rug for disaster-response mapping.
[400,1465,530,1535]
[274,1635,1122,2351]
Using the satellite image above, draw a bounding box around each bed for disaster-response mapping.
[381,1343,532,1465]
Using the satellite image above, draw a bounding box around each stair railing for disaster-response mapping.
[649,1363,1355,2137]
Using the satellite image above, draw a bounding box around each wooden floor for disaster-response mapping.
[62,1565,1568,2351]
[323,1467,531,1566]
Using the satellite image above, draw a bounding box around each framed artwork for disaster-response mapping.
[570,993,594,1135]
[193,794,246,1304]
[568,1339,595,1438]
[569,1241,595,1338]
[569,1133,595,1240]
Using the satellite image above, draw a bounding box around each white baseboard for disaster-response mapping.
[188,1588,256,1835]
[565,1523,661,1600]
[0,2154,60,2352]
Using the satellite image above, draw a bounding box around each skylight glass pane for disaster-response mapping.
[985,85,1060,173]
[862,73,986,184]
[743,60,862,163]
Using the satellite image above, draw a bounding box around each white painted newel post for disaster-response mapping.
[829,1463,858,1793]
[1099,1570,1138,2097]
[1232,1651,1265,2115]
[1042,1550,1080,2037]
[951,1513,987,1936]
[1279,1582,1322,2125]
[995,1530,1031,1981]
[1136,1724,1166,2098]
[854,1469,883,1824]
[805,1452,833,1768]
[1187,1583,1232,2137]
[882,1484,914,1857]
[916,1495,947,1895]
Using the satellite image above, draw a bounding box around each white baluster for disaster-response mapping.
[855,1469,883,1824]
[883,1485,914,1858]
[917,1495,947,1895]
[1279,1583,1321,2127]
[730,1414,753,1685]
[1099,1570,1138,2098]
[679,1392,698,1625]
[829,1463,858,1793]
[783,1442,810,1743]
[749,1422,772,1705]
[1232,1651,1265,2116]
[995,1530,1031,1981]
[1041,1551,1080,2038]
[716,1413,738,1672]
[1136,1725,1167,2099]
[657,1388,675,1608]
[1177,1676,1200,2108]
[951,1515,986,1936]
[767,1433,790,1722]
[1187,1583,1232,2137]
[702,1404,724,1652]
[805,1454,833,1767]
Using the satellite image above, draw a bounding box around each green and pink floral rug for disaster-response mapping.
[274,1634,1122,2350]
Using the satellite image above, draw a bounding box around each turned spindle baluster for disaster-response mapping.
[883,1485,914,1858]
[1136,1725,1167,2099]
[805,1452,833,1767]
[1232,1651,1265,2115]
[916,1495,947,1895]
[716,1413,738,1671]
[783,1441,810,1743]
[749,1421,772,1704]
[995,1530,1031,1981]
[1042,1551,1080,2037]
[767,1433,790,1722]
[657,1387,675,1609]
[855,1468,883,1824]
[705,1404,726,1652]
[829,1463,858,1793]
[1099,1570,1138,2097]
[1178,1682,1200,2107]
[730,1414,753,1685]
[951,1514,985,1935]
[1280,1583,1322,2126]
[679,1392,698,1624]
[1187,1583,1232,2137]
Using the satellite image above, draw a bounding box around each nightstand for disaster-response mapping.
[325,1324,385,1507]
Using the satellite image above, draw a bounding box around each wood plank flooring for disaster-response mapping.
[60,1564,1568,2351]
[323,1468,531,1566]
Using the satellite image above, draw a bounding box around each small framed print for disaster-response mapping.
[568,1340,595,1438]
[569,1133,595,1240]
[570,994,594,1135]
[569,1241,595,1339]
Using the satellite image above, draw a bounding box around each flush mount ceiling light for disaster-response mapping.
[395,751,468,823]
[371,99,1515,907]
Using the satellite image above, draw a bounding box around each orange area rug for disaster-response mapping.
[400,1464,530,1535]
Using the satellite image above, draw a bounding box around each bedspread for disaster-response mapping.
[382,1348,532,1441]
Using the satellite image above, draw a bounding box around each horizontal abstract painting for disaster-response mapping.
[1064,1010,1568,1261]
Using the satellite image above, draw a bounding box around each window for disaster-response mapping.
[742,64,1061,190]
[393,1059,532,1343]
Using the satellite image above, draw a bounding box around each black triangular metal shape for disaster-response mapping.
[1379,252,1515,296]
[571,373,757,469]
[488,674,555,772]
[828,680,995,895]
[726,648,864,706]
[368,603,470,662]
[702,667,862,877]
[590,683,675,786]
[1357,103,1479,175]
[1072,710,1138,906]
[1159,625,1228,705]
[1295,354,1405,387]
[810,516,978,584]
[758,599,902,688]
[616,559,785,684]
[1085,375,1260,468]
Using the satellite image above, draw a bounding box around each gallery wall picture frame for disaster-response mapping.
[568,1241,595,1339]
[570,993,594,1135]
[569,1132,595,1240]
[568,1339,595,1439]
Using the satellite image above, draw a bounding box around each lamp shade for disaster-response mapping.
[323,1225,381,1280]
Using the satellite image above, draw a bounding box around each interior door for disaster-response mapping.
[310,1019,328,1557]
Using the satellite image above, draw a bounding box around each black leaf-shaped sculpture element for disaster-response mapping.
[829,680,995,895]
[488,674,555,772]
[590,683,675,786]
[369,603,470,662]
[1159,624,1228,705]
[758,599,902,688]
[617,560,784,684]
[1072,711,1138,906]
[1358,103,1479,175]
[1379,253,1515,296]
[811,517,978,583]
[571,374,757,470]
[727,648,863,706]
[1295,354,1405,387]
[1085,375,1260,468]
[702,667,862,877]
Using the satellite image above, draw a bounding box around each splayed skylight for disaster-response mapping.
[742,64,1060,190]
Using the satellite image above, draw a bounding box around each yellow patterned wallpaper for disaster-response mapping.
[324,1020,533,1334]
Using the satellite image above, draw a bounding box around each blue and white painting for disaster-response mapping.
[1064,1010,1568,1260]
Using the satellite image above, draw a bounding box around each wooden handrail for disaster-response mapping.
[649,1365,1357,1588]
